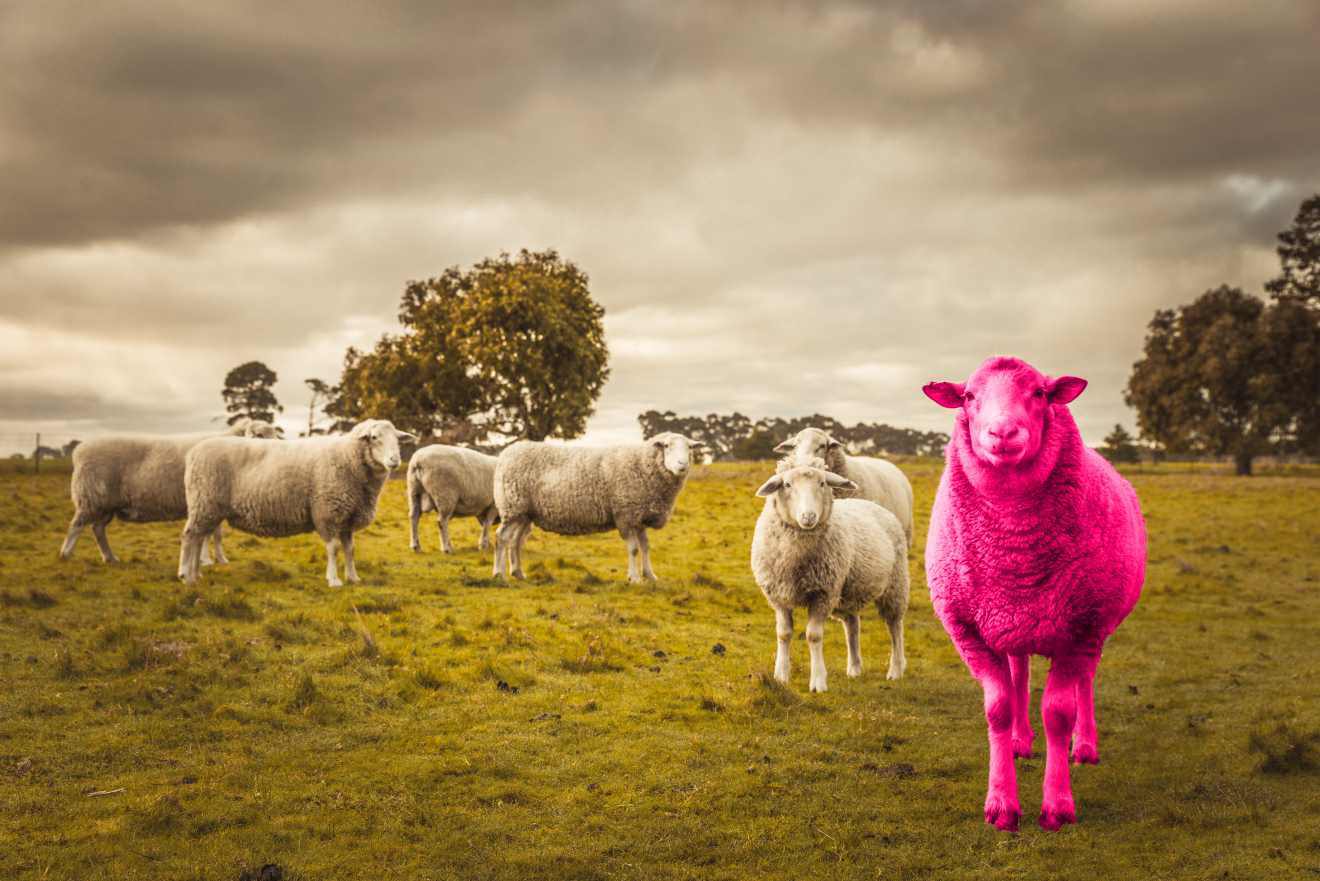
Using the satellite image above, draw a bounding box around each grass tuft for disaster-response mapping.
[291,671,320,710]
[1249,723,1320,774]
[743,668,800,715]
[28,587,56,608]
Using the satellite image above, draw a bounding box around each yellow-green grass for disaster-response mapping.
[1,456,1318,880]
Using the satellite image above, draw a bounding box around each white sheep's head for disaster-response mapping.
[923,356,1086,469]
[755,457,857,530]
[350,420,417,472]
[773,427,841,461]
[243,422,283,439]
[649,432,705,476]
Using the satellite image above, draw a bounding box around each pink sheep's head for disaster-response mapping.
[923,357,1087,469]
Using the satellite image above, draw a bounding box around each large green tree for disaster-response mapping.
[1125,287,1312,474]
[338,250,610,442]
[222,361,282,426]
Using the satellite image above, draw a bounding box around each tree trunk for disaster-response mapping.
[1235,453,1253,476]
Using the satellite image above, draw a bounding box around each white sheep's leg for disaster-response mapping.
[773,606,794,683]
[438,512,454,554]
[210,525,229,565]
[885,614,907,681]
[492,522,509,578]
[620,529,642,583]
[90,521,120,563]
[841,612,863,677]
[178,521,209,584]
[636,528,657,582]
[59,521,83,560]
[510,521,531,580]
[477,506,497,551]
[324,536,343,587]
[341,531,360,584]
[408,492,423,553]
[1010,654,1035,757]
[806,613,828,693]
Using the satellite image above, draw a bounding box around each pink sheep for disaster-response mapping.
[923,356,1145,832]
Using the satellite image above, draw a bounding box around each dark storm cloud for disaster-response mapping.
[4,1,1316,248]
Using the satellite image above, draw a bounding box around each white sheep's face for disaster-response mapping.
[652,433,705,476]
[773,427,841,461]
[243,422,282,439]
[755,464,856,530]
[924,357,1087,469]
[353,420,417,472]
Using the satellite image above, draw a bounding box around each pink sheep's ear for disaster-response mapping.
[1047,376,1087,405]
[755,475,785,497]
[923,382,966,408]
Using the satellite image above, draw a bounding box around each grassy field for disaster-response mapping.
[1,456,1318,880]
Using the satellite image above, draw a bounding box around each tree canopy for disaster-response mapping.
[1265,194,1320,307]
[1126,194,1320,473]
[223,361,282,425]
[1125,287,1316,474]
[338,250,610,442]
[638,410,948,462]
[1097,424,1140,464]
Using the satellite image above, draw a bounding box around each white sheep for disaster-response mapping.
[751,456,909,692]
[492,433,705,583]
[59,418,277,565]
[775,427,915,542]
[178,419,415,586]
[407,444,499,553]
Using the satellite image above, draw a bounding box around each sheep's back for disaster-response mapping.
[412,446,497,514]
[839,457,915,540]
[74,434,215,522]
[829,500,905,613]
[187,437,334,537]
[495,443,615,535]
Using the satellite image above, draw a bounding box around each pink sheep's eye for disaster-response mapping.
[964,392,974,401]
[1033,388,1044,399]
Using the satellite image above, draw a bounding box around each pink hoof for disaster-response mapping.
[1039,797,1076,831]
[1013,737,1034,759]
[985,795,1022,832]
[1071,742,1099,765]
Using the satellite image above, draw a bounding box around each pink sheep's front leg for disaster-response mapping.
[976,661,1022,831]
[1039,657,1094,830]
[1010,654,1036,758]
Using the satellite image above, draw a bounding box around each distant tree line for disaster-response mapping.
[1126,194,1320,475]
[638,410,950,462]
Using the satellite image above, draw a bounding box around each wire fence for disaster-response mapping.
[0,433,83,472]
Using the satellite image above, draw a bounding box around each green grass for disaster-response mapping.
[1,457,1318,879]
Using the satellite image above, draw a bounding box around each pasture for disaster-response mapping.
[1,456,1318,880]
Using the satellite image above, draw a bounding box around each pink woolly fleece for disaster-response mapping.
[924,356,1145,833]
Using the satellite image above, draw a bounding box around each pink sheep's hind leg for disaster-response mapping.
[1009,654,1036,758]
[1071,672,1100,765]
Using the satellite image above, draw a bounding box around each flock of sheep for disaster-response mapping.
[56,356,1146,833]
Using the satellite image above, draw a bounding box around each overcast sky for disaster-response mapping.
[1,0,1317,452]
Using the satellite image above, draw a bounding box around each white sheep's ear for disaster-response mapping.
[755,475,785,497]
[824,473,857,491]
[688,439,706,450]
[396,431,417,444]
[772,440,794,453]
[827,438,843,450]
